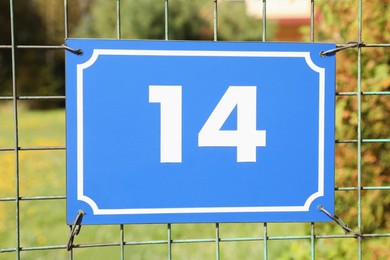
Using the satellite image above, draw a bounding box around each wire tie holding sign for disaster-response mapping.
[320,41,364,57]
[319,206,363,239]
[67,210,85,251]
[62,43,83,55]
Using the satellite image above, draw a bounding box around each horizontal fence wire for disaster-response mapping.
[0,0,389,259]
[2,232,390,253]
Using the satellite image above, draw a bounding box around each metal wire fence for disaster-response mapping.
[0,0,389,259]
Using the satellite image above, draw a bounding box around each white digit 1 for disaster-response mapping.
[198,86,266,162]
[149,85,182,163]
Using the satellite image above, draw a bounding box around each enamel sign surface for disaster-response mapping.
[66,39,335,224]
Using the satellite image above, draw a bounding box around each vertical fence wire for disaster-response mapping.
[64,3,73,260]
[119,225,124,260]
[310,0,314,43]
[213,0,218,41]
[263,223,268,260]
[262,0,266,42]
[357,0,363,259]
[8,0,21,259]
[215,223,220,260]
[64,0,69,39]
[167,224,172,260]
[1,0,390,259]
[164,0,169,40]
[116,0,121,40]
[310,222,315,260]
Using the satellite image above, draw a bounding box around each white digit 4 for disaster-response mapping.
[149,85,182,163]
[198,86,266,162]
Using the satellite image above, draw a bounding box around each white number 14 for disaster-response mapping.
[149,86,266,163]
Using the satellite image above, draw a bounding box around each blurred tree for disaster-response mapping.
[74,0,272,41]
[0,0,64,108]
[1,0,272,109]
[0,0,92,109]
[298,0,389,258]
[0,0,46,98]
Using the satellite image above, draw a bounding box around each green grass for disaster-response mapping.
[0,106,313,259]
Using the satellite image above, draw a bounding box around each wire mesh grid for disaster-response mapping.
[0,0,389,259]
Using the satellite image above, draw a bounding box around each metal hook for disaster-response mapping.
[62,44,83,55]
[67,210,85,251]
[320,41,365,57]
[319,206,363,239]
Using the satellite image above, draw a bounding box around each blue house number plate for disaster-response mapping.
[66,39,335,224]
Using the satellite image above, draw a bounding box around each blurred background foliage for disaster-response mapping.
[0,0,272,109]
[308,0,390,258]
[318,0,390,227]
[0,0,389,258]
[74,0,271,41]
